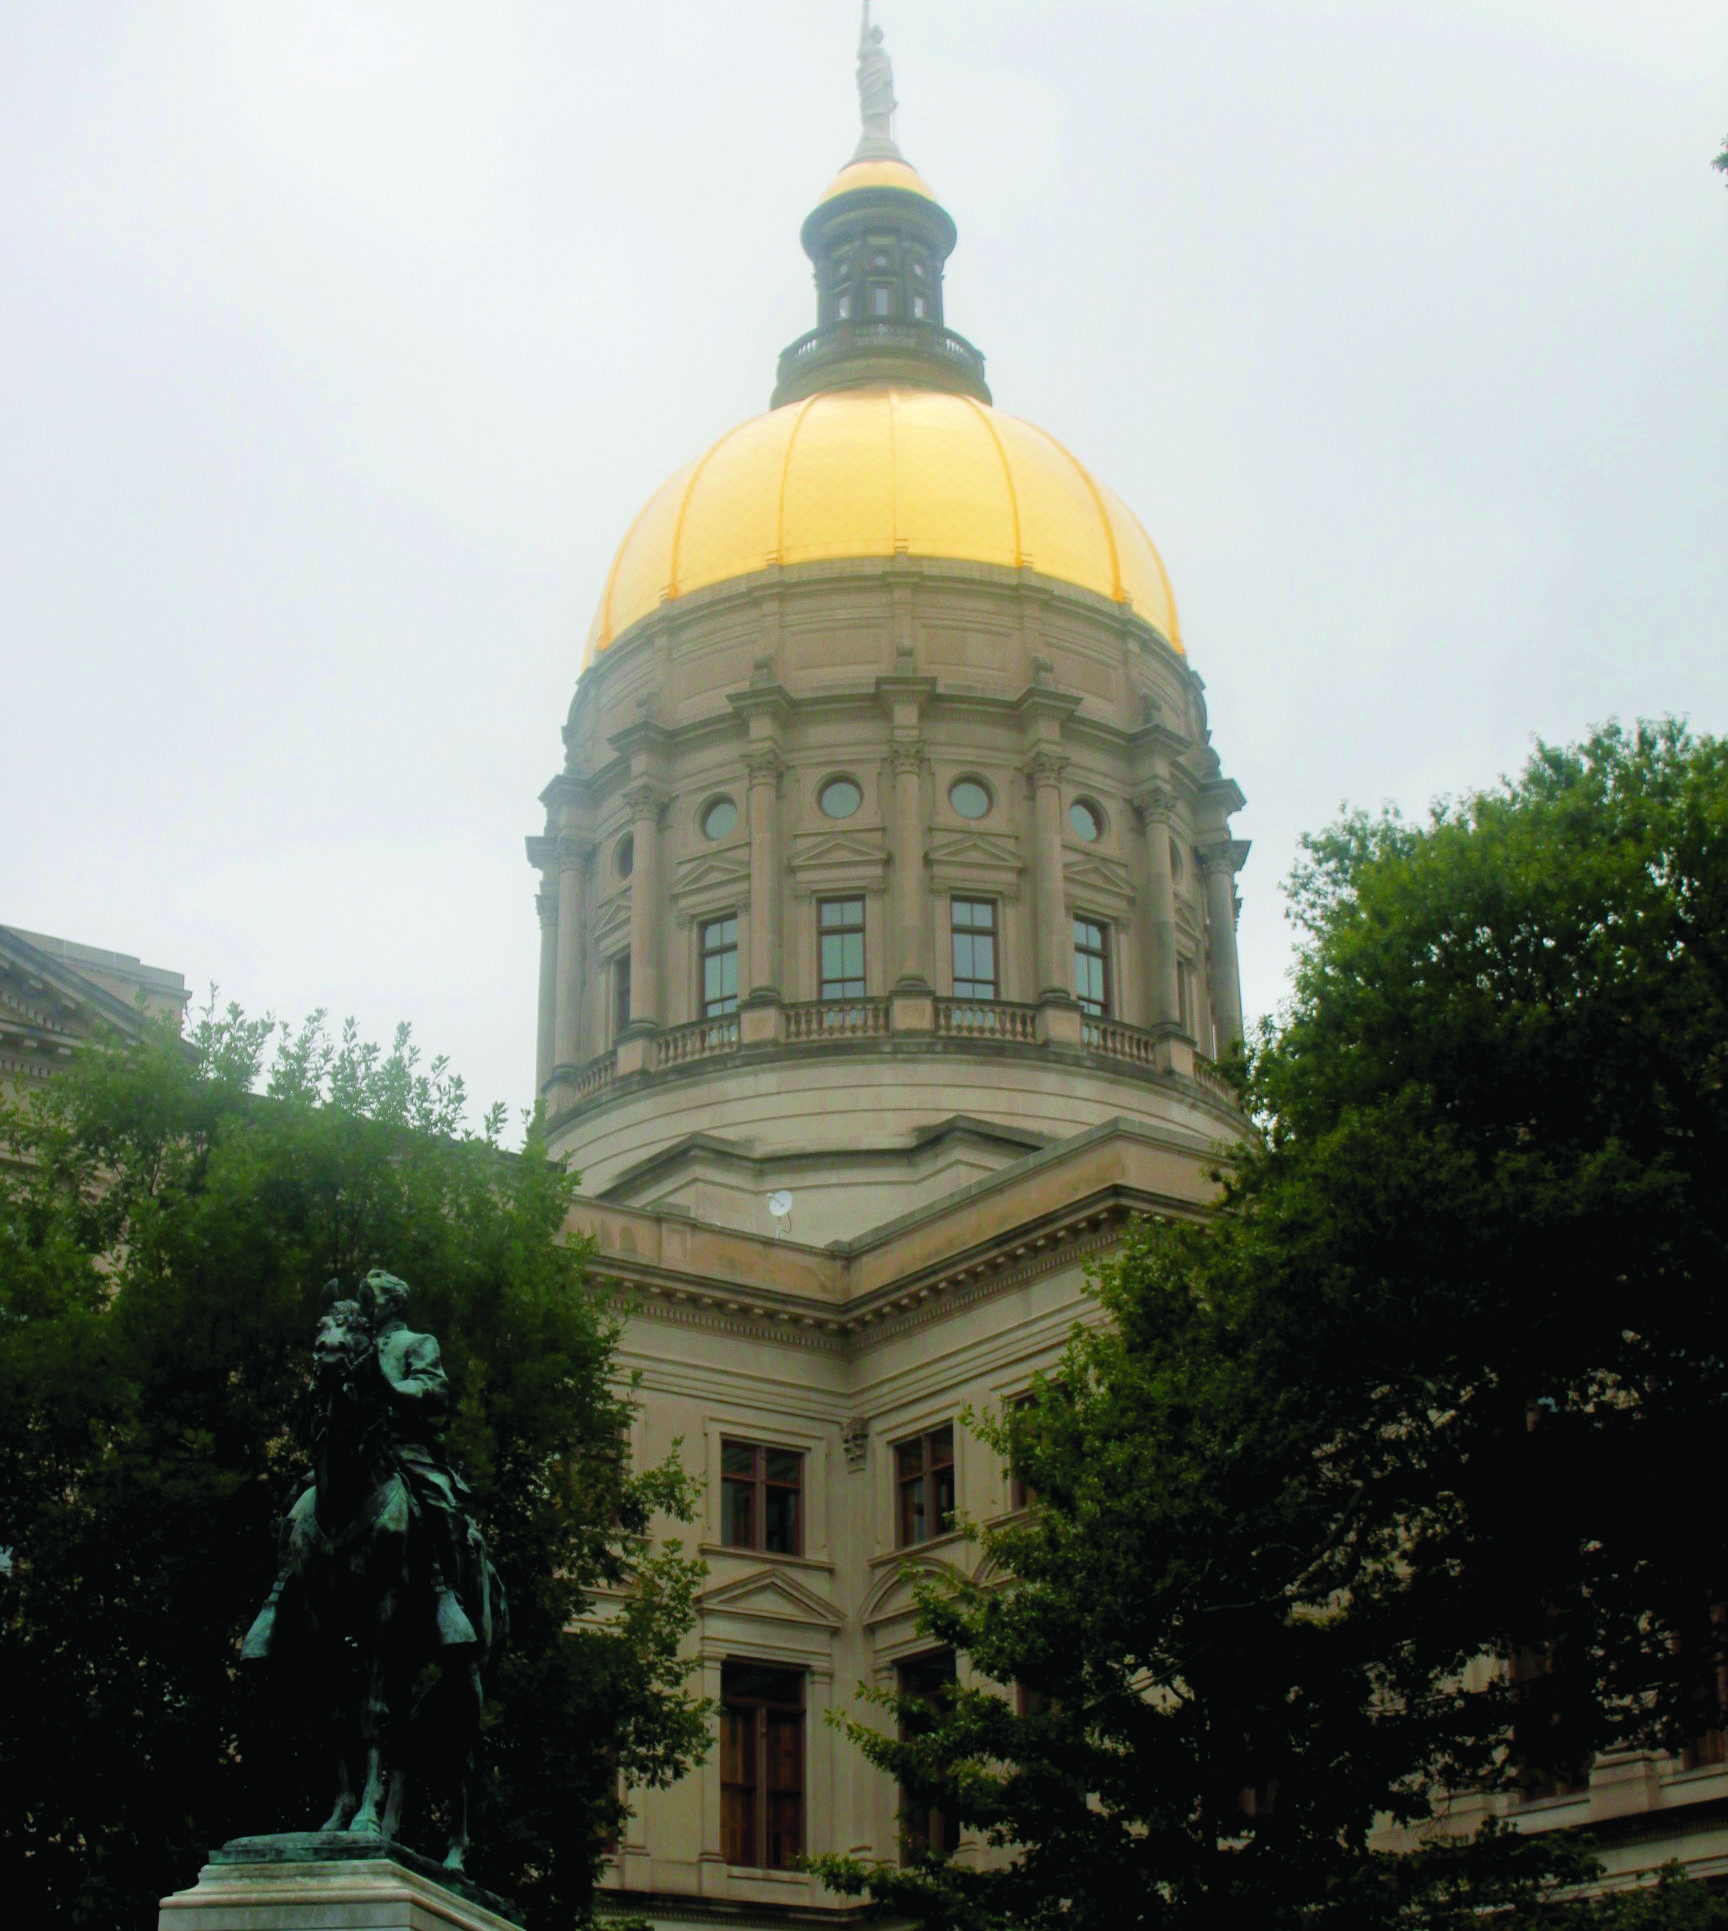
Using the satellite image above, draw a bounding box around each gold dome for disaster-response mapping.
[586,384,1181,662]
[817,156,936,203]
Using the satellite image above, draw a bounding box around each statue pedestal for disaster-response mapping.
[158,1833,522,1930]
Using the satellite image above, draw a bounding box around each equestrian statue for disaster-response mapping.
[242,1269,507,1872]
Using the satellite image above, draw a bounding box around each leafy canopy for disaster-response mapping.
[0,1005,708,1931]
[816,722,1728,1929]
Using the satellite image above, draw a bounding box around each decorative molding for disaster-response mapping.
[1022,750,1070,788]
[698,1565,845,1629]
[603,1203,1140,1357]
[888,739,927,778]
[840,1417,869,1470]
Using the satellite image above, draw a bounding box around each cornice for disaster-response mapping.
[595,1192,1180,1358]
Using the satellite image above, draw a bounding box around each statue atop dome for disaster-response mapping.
[855,2,898,158]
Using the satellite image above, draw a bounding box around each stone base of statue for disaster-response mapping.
[158,1833,523,1930]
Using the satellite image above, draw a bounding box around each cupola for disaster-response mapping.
[770,19,986,407]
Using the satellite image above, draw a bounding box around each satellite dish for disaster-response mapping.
[767,1190,794,1220]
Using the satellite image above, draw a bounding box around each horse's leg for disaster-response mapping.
[348,1619,393,1835]
[317,1700,359,1834]
[442,1663,484,1871]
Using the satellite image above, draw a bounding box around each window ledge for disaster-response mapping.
[699,1542,834,1573]
[722,1865,811,1886]
[870,1527,969,1567]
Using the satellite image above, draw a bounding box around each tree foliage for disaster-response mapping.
[816,722,1728,1928]
[0,1006,708,1930]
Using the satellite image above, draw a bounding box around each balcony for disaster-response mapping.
[771,320,990,406]
[549,998,1236,1123]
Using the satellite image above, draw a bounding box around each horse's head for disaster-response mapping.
[313,1299,371,1387]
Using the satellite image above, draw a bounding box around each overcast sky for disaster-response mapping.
[4,1,1725,1135]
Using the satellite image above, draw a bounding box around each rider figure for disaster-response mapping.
[358,1269,482,1654]
[242,1271,482,1661]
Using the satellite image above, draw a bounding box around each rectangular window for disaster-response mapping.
[950,898,999,1000]
[1508,1631,1592,1801]
[721,1663,804,1869]
[896,1424,956,1547]
[818,896,867,999]
[912,293,929,320]
[612,954,632,1038]
[836,289,852,320]
[700,914,739,1018]
[898,1650,957,1861]
[1009,1392,1039,1512]
[720,1439,803,1556]
[870,282,894,317]
[1074,916,1111,1018]
[1177,957,1196,1037]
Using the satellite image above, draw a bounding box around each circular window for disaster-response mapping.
[818,777,863,820]
[614,833,634,879]
[1069,799,1104,843]
[701,797,738,841]
[949,777,992,820]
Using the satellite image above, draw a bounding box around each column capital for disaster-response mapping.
[621,782,668,823]
[536,889,558,928]
[1022,749,1070,789]
[1131,783,1178,827]
[1197,837,1251,878]
[556,833,596,871]
[889,738,927,778]
[742,745,784,785]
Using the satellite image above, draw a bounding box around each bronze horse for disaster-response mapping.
[243,1283,507,1870]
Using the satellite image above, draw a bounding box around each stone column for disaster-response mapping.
[890,740,929,989]
[1135,789,1183,1033]
[1026,751,1070,1000]
[552,837,589,1077]
[623,784,664,1034]
[534,885,558,1098]
[744,748,783,997]
[1200,840,1245,1054]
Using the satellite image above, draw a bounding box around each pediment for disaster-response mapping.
[861,1553,966,1628]
[591,893,633,944]
[1062,852,1134,909]
[672,848,751,898]
[700,1565,844,1628]
[927,830,1022,872]
[788,830,887,871]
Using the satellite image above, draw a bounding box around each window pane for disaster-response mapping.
[764,1485,799,1555]
[933,1461,956,1532]
[896,1439,926,1482]
[901,1477,925,1545]
[721,1478,755,1549]
[725,1663,804,1705]
[930,1425,954,1466]
[764,1446,801,1485]
[721,1440,755,1477]
[820,897,863,929]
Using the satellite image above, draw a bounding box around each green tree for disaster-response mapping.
[0,1005,708,1930]
[817,722,1728,1928]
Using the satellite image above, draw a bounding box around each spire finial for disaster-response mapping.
[854,2,900,160]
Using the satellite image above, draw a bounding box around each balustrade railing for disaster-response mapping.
[570,1051,616,1103]
[1193,1055,1238,1105]
[784,997,890,1042]
[654,1013,740,1068]
[1082,1015,1160,1066]
[934,998,1039,1043]
[559,1001,1232,1112]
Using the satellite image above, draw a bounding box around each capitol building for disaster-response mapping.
[513,29,1725,1931]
